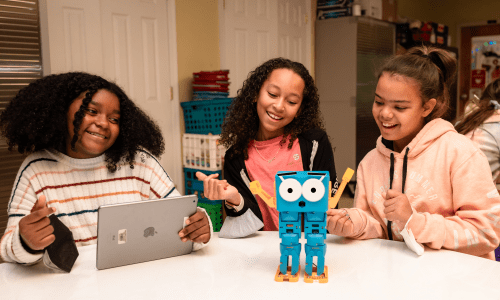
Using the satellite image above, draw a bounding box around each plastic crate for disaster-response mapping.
[183,133,226,171]
[184,168,223,232]
[181,98,232,134]
[198,201,223,232]
[184,168,223,203]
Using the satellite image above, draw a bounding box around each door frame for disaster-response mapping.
[457,20,500,118]
[165,0,182,188]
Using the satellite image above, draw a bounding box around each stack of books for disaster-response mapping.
[192,70,230,101]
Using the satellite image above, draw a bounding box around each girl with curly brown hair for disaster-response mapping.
[0,72,211,266]
[197,58,338,238]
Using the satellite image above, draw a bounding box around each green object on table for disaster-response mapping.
[198,201,223,232]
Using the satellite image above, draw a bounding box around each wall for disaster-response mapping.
[175,0,220,103]
[175,0,317,92]
[398,0,500,47]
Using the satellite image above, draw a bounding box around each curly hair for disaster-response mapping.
[220,57,324,159]
[0,72,165,172]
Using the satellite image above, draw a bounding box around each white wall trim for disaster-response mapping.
[166,0,183,192]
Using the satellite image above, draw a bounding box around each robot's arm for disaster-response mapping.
[328,168,354,209]
[249,180,276,208]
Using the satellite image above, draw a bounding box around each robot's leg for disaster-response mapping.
[279,211,301,276]
[305,243,326,275]
[304,212,328,280]
[305,245,313,275]
[316,246,326,275]
[279,242,301,275]
[279,247,289,275]
[291,245,300,275]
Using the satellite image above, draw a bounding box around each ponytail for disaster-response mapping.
[379,45,457,122]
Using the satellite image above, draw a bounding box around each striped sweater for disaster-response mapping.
[1,149,211,264]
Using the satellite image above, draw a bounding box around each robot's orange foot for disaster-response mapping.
[304,266,328,283]
[275,265,300,282]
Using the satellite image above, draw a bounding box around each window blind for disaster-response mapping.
[0,0,42,262]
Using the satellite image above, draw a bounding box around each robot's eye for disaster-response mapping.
[302,179,325,202]
[279,178,302,202]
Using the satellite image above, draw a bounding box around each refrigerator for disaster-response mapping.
[315,16,395,189]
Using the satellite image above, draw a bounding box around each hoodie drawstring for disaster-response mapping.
[387,147,410,240]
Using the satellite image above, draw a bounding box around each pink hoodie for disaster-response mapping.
[346,118,500,260]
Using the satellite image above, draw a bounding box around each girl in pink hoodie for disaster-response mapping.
[327,46,500,260]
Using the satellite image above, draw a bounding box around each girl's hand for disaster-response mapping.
[327,208,359,237]
[196,172,241,206]
[178,211,210,244]
[383,189,413,230]
[18,195,56,251]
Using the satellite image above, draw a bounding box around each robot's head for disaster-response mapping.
[275,171,330,212]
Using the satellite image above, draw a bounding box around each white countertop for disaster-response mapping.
[1,232,499,300]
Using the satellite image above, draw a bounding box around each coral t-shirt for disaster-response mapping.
[245,135,303,230]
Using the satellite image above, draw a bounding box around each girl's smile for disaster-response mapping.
[382,122,397,129]
[267,111,283,121]
[87,131,107,139]
[256,68,304,141]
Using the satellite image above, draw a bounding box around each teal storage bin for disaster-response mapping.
[181,98,232,135]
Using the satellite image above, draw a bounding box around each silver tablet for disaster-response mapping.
[96,194,198,270]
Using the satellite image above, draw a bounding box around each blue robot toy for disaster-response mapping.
[250,168,353,283]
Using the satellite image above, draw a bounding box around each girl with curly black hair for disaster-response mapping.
[0,72,211,265]
[197,58,338,238]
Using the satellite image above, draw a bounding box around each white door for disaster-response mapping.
[44,0,104,75]
[42,0,182,187]
[99,0,181,185]
[219,0,278,98]
[277,0,309,64]
[219,0,311,98]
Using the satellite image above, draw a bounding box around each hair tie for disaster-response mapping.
[489,100,500,110]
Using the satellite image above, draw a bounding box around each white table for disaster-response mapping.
[1,232,499,300]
